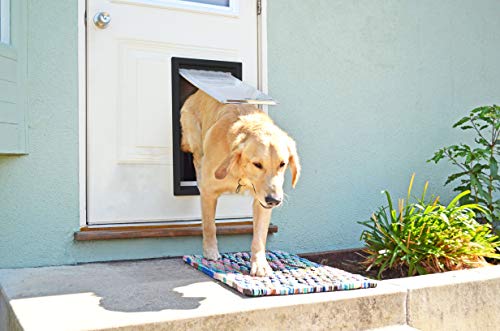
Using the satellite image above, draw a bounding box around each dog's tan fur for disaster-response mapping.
[180,90,300,276]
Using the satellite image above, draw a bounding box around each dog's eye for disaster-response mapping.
[279,161,286,168]
[253,162,263,169]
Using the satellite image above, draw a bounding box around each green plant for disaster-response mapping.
[359,174,500,279]
[428,105,500,231]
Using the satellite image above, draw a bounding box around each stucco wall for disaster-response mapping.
[1,0,499,268]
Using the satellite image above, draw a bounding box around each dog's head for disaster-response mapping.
[215,125,300,209]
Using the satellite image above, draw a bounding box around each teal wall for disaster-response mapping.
[1,0,499,268]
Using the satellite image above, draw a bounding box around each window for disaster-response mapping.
[0,0,10,44]
[181,0,230,7]
[115,0,239,16]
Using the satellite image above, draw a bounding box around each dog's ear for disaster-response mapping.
[215,134,246,180]
[214,148,242,180]
[288,138,301,188]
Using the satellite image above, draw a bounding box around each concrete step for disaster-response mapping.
[384,265,500,331]
[1,258,499,331]
[0,258,406,331]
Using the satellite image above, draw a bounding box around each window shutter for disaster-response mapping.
[0,0,27,154]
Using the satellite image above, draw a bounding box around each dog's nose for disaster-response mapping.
[265,195,282,207]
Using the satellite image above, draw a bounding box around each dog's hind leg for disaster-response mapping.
[180,111,202,154]
[200,193,221,260]
[180,104,204,181]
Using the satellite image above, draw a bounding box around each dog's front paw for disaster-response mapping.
[203,246,221,260]
[250,258,273,277]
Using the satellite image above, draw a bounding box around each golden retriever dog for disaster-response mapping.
[180,90,300,276]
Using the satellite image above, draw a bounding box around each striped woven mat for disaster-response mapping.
[183,250,377,297]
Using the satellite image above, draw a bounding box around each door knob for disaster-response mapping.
[93,12,111,29]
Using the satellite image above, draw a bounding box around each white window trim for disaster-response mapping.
[78,0,268,227]
[0,0,10,44]
[112,0,239,17]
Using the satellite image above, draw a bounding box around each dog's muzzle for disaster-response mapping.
[258,195,282,209]
[259,201,274,209]
[240,180,281,209]
[265,195,282,207]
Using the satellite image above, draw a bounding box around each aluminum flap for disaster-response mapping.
[179,69,277,105]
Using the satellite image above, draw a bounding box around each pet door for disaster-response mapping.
[171,57,276,196]
[179,69,276,105]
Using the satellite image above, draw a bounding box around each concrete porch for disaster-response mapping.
[0,258,499,331]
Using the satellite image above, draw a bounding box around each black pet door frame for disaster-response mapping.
[171,57,242,196]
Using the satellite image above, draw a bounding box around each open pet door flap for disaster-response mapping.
[179,69,277,105]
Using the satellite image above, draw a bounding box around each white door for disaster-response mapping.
[86,0,258,224]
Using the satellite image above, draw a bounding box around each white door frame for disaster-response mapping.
[77,0,269,227]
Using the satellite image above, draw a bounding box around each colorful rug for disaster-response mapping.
[183,250,377,297]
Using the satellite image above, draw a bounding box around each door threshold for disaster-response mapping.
[86,217,253,228]
[74,220,278,241]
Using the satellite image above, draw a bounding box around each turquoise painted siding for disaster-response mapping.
[267,0,500,252]
[1,0,500,268]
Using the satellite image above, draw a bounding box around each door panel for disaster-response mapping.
[87,0,257,224]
